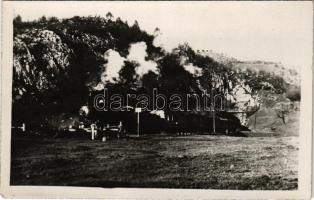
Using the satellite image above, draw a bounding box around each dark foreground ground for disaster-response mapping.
[11,134,298,190]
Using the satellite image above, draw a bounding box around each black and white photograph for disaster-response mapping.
[0,1,312,199]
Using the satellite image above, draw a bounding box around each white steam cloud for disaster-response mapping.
[93,42,158,90]
[127,42,158,77]
[178,53,203,77]
[183,63,202,77]
[101,49,125,83]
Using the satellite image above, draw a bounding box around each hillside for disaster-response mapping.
[200,51,300,135]
[247,91,300,136]
[12,15,300,134]
[201,50,300,87]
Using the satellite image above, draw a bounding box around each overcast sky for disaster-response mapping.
[11,1,313,69]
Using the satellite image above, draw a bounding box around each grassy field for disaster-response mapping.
[11,134,298,190]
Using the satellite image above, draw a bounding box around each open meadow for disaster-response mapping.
[11,134,298,190]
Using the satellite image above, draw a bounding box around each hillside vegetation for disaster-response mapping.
[12,15,300,133]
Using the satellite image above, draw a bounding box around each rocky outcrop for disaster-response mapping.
[13,29,72,99]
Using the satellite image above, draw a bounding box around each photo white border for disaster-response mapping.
[0,1,312,199]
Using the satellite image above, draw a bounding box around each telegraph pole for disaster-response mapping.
[211,65,216,134]
[137,112,140,137]
[201,48,216,134]
[135,108,142,137]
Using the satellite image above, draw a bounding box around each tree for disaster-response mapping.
[153,27,161,36]
[286,86,300,102]
[39,16,47,23]
[275,102,291,124]
[133,20,139,29]
[119,60,139,87]
[14,15,22,24]
[48,16,59,24]
[106,12,113,20]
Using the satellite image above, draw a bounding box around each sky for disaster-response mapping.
[10,1,313,70]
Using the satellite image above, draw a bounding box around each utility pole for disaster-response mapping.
[137,112,140,137]
[135,108,142,137]
[211,66,216,134]
[202,48,216,134]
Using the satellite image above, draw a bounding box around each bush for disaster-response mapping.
[286,87,300,101]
